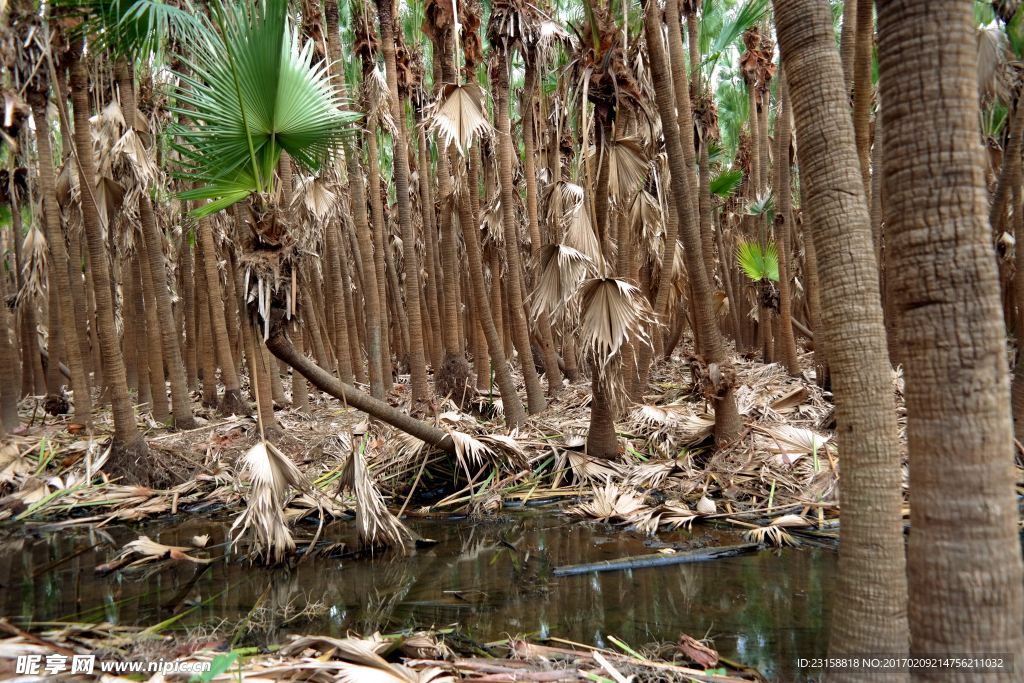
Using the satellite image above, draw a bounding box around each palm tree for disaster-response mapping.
[877,0,1024,668]
[65,36,151,483]
[774,0,908,666]
[488,0,549,415]
[643,0,742,445]
[375,0,431,403]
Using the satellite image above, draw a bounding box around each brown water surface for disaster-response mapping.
[0,511,835,681]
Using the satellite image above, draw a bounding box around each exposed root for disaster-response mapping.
[105,434,152,486]
[436,352,473,410]
[219,388,254,418]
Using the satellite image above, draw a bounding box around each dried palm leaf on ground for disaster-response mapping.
[353,433,414,551]
[632,499,698,534]
[565,479,645,522]
[741,514,812,547]
[230,440,315,564]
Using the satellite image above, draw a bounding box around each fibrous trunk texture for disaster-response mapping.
[878,0,1024,675]
[775,0,908,674]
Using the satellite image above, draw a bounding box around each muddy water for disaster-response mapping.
[0,511,835,681]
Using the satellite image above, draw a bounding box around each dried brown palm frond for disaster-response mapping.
[588,137,648,201]
[16,226,47,306]
[577,277,655,375]
[623,458,677,489]
[352,437,413,551]
[427,82,492,155]
[115,535,214,566]
[977,25,1009,105]
[742,515,811,547]
[565,450,623,482]
[563,204,604,271]
[628,189,663,260]
[363,65,396,135]
[696,495,716,515]
[565,479,645,522]
[230,440,314,564]
[0,444,31,486]
[529,243,595,323]
[632,499,697,534]
[759,425,831,465]
[294,173,341,222]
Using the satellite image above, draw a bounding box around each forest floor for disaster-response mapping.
[0,345,925,681]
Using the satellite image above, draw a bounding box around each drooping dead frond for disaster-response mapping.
[977,26,1008,105]
[529,243,595,323]
[294,173,340,222]
[17,226,47,306]
[563,202,604,266]
[427,82,492,155]
[588,138,648,200]
[231,441,314,564]
[577,278,655,374]
[353,436,413,551]
[632,499,697,534]
[363,66,396,134]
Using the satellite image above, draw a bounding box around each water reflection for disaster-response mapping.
[0,511,835,681]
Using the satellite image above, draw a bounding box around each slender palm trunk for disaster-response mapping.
[773,67,800,376]
[852,0,873,198]
[29,93,92,427]
[878,0,1024,674]
[644,0,742,443]
[118,63,194,428]
[68,39,149,482]
[376,0,430,401]
[494,44,547,414]
[775,0,908,671]
[137,249,171,424]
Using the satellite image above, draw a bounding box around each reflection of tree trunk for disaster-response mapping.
[776,0,907,664]
[29,93,92,427]
[69,38,148,482]
[879,0,1024,669]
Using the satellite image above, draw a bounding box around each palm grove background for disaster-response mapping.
[2,0,1024,676]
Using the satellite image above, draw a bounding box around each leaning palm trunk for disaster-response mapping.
[642,0,742,444]
[28,92,93,429]
[878,0,1024,674]
[775,0,909,671]
[68,38,150,483]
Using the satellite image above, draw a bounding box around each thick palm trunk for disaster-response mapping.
[644,0,742,443]
[415,102,444,373]
[775,0,908,671]
[878,0,1024,674]
[376,0,430,401]
[494,44,547,414]
[773,68,801,377]
[325,216,355,384]
[69,39,148,482]
[1014,174,1024,437]
[29,93,92,427]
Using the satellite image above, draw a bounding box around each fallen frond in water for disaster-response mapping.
[230,440,315,564]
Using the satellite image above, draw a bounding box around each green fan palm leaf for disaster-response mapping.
[169,0,361,218]
[736,239,779,282]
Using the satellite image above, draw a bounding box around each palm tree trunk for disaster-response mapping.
[775,0,908,667]
[196,210,249,416]
[180,229,199,392]
[644,0,742,443]
[137,249,171,424]
[337,220,365,383]
[376,0,430,401]
[194,234,218,408]
[877,0,1024,672]
[325,216,355,384]
[852,0,873,197]
[494,44,547,414]
[414,101,444,373]
[773,67,801,377]
[840,0,857,96]
[28,93,92,427]
[68,38,149,482]
[1012,174,1024,439]
[324,0,384,398]
[117,62,194,429]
